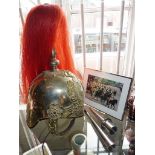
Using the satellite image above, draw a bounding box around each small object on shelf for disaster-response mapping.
[90,108,117,135]
[71,133,86,155]
[84,109,115,151]
[128,139,135,155]
[127,96,135,122]
[125,128,135,144]
[125,128,135,155]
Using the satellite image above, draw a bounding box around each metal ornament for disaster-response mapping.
[90,108,117,135]
[26,49,84,135]
[84,109,115,151]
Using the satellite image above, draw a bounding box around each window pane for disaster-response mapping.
[71,10,129,53]
[70,0,131,74]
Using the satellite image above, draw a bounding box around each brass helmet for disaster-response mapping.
[26,50,84,135]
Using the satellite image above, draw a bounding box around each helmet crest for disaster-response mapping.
[20,4,81,103]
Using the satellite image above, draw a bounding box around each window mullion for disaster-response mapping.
[100,1,104,71]
[81,1,86,69]
[116,0,125,75]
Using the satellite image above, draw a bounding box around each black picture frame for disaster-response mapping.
[83,68,132,120]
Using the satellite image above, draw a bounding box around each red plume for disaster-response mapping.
[20,4,81,103]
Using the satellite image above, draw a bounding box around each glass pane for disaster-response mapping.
[71,10,129,53]
[70,0,130,74]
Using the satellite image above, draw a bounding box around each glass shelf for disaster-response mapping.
[20,106,133,155]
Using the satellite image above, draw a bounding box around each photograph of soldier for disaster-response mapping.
[85,74,123,111]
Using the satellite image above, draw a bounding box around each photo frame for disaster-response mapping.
[83,68,132,120]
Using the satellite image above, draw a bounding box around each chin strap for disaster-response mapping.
[48,118,75,136]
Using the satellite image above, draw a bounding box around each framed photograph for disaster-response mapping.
[83,68,132,120]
